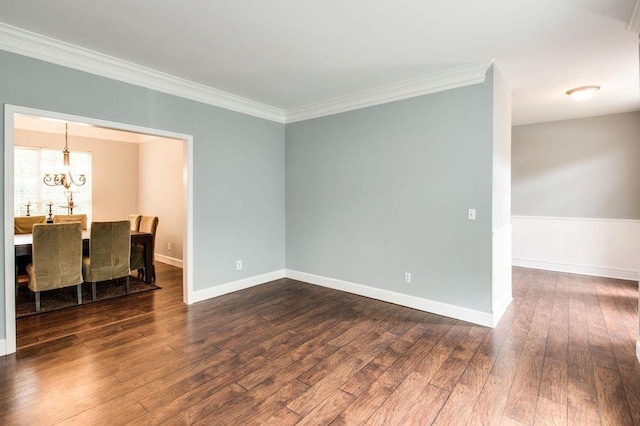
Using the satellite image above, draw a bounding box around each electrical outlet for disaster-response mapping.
[468,209,476,220]
[167,242,171,250]
[236,260,242,270]
[404,272,411,283]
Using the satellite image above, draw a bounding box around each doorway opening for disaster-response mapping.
[4,105,194,355]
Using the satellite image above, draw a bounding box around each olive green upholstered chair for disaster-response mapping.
[82,220,131,301]
[54,214,88,230]
[130,216,159,282]
[14,215,46,234]
[128,214,141,232]
[27,222,83,312]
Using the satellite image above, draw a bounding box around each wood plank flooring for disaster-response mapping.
[2,265,639,425]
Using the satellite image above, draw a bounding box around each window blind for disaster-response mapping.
[14,146,92,222]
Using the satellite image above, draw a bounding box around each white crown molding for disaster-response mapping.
[0,22,493,125]
[284,60,493,123]
[629,0,640,32]
[0,23,286,123]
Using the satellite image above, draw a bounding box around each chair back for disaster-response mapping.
[128,214,141,231]
[87,221,131,282]
[54,214,88,230]
[29,222,83,292]
[14,215,46,234]
[139,216,159,252]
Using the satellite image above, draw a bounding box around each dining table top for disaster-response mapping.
[14,230,152,246]
[14,230,155,284]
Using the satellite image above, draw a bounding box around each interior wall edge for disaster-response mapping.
[492,224,513,323]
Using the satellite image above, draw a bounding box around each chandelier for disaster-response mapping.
[43,123,86,190]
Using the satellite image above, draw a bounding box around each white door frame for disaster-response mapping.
[3,104,194,355]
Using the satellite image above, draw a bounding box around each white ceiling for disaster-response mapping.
[0,0,638,125]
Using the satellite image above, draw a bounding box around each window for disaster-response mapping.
[14,146,92,222]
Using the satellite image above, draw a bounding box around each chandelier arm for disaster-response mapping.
[43,174,68,188]
[42,123,86,191]
[67,171,86,187]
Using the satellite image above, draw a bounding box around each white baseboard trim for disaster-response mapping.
[286,269,498,328]
[189,269,286,304]
[155,254,183,268]
[512,258,638,281]
[0,338,6,357]
[493,292,513,326]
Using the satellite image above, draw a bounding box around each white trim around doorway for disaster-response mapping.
[3,104,194,355]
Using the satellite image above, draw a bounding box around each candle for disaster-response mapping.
[26,201,31,206]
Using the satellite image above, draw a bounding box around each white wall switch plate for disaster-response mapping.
[468,209,476,220]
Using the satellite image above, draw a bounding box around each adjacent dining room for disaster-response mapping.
[11,113,186,347]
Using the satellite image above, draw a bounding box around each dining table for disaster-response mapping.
[14,230,155,284]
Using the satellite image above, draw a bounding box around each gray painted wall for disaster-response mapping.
[512,111,640,219]
[286,71,495,313]
[1,50,286,338]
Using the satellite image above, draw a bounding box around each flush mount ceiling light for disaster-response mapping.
[566,85,600,101]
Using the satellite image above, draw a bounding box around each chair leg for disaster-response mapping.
[92,282,97,302]
[35,291,41,313]
[77,284,82,305]
[152,265,156,283]
[125,275,130,294]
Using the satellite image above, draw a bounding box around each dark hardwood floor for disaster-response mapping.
[1,265,639,425]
